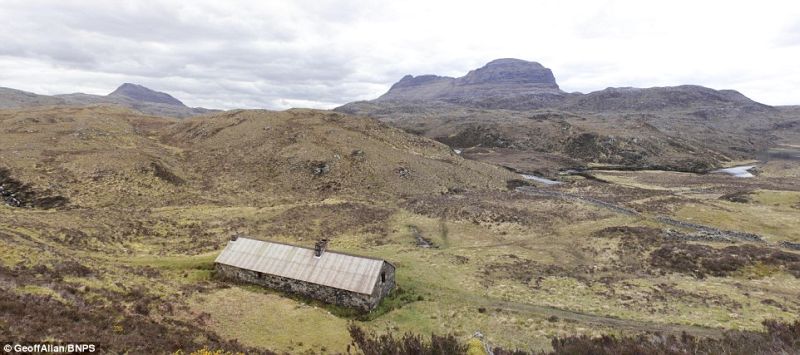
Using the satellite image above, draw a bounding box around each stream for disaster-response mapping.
[713,165,756,178]
[520,174,561,185]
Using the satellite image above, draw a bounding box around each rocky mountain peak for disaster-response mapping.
[108,83,186,107]
[376,58,563,105]
[458,58,558,88]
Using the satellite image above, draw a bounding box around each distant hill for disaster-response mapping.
[0,87,66,108]
[0,84,217,118]
[562,85,772,113]
[337,59,791,174]
[108,83,185,106]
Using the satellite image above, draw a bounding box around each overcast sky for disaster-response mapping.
[1,0,799,109]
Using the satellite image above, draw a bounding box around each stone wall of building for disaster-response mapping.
[371,262,396,306]
[215,262,394,312]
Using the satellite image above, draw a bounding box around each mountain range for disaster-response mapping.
[0,83,216,118]
[366,58,771,112]
[338,58,799,174]
[2,59,798,174]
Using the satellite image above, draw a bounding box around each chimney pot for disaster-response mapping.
[314,239,329,257]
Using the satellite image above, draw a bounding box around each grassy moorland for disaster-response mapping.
[1,106,799,353]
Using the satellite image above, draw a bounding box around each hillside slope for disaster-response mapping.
[162,109,517,202]
[0,106,516,208]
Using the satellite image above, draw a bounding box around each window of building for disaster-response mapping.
[380,272,386,283]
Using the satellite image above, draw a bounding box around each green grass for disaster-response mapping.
[187,287,351,354]
[734,262,783,279]
[752,190,800,208]
[122,253,218,271]
[675,200,800,242]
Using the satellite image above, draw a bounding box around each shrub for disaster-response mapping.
[347,324,466,355]
[347,319,800,355]
[651,243,800,278]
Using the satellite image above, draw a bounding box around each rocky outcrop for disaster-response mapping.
[780,241,800,251]
[656,216,765,243]
[0,168,68,209]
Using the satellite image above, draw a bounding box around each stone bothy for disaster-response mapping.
[214,236,395,312]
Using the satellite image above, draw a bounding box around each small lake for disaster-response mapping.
[713,165,755,178]
[521,174,561,185]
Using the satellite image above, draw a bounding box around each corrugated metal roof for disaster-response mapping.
[215,237,386,295]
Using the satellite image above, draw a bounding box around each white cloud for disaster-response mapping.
[0,0,798,108]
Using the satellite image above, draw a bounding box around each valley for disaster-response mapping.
[1,94,798,352]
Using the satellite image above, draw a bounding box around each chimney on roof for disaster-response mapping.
[230,234,240,241]
[314,239,329,257]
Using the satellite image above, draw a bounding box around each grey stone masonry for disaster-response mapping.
[215,260,395,312]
